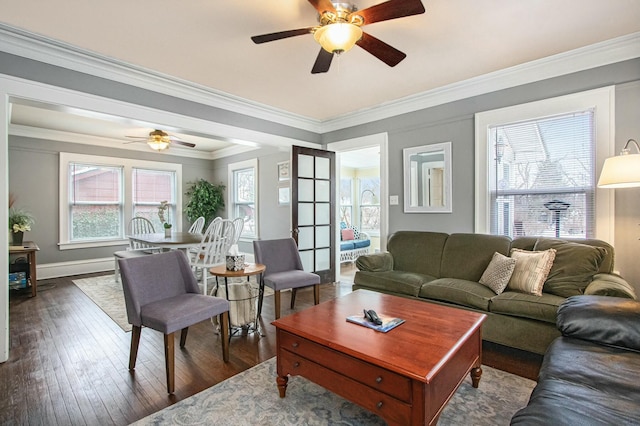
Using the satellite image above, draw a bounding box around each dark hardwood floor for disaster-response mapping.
[1,264,542,425]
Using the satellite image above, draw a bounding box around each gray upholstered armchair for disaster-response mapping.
[118,250,230,394]
[253,238,321,319]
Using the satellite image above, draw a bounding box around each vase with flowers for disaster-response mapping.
[9,207,35,246]
[158,201,172,237]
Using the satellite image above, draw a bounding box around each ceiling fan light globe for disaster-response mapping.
[314,23,362,54]
[147,139,170,151]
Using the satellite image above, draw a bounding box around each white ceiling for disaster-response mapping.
[2,0,640,158]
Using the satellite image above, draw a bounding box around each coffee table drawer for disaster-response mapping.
[279,348,412,425]
[279,330,411,402]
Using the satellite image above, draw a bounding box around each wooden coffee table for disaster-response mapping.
[273,289,486,426]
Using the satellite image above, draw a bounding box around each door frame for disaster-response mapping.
[327,133,389,283]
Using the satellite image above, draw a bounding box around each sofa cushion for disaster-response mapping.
[340,241,355,251]
[387,231,448,277]
[353,239,371,249]
[419,278,495,311]
[490,291,564,324]
[440,233,512,281]
[354,270,436,297]
[507,248,556,296]
[479,252,517,294]
[511,337,640,426]
[534,238,607,297]
[557,295,640,351]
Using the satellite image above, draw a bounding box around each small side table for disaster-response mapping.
[9,241,40,297]
[208,263,266,337]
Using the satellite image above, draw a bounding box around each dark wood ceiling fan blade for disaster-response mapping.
[172,140,196,148]
[355,0,425,25]
[307,0,336,14]
[356,32,406,67]
[251,28,314,44]
[311,48,333,74]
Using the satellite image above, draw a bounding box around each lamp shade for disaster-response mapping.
[314,23,362,53]
[597,153,640,188]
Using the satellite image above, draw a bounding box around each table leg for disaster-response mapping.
[276,375,288,398]
[257,274,265,317]
[30,251,37,297]
[471,365,482,388]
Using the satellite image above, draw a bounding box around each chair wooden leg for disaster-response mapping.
[220,312,230,362]
[180,327,189,348]
[313,284,320,305]
[129,325,141,370]
[164,332,175,394]
[274,290,281,320]
[290,288,297,309]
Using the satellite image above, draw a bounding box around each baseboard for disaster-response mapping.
[37,252,255,279]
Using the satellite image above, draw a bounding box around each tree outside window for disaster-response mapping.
[359,177,380,235]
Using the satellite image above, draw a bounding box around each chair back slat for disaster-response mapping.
[188,216,205,234]
[129,217,156,251]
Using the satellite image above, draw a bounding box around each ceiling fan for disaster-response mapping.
[125,129,196,151]
[251,0,425,74]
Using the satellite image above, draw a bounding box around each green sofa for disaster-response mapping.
[354,231,636,354]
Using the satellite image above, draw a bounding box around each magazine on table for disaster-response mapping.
[346,313,405,333]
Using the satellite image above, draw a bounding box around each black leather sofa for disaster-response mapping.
[511,295,640,425]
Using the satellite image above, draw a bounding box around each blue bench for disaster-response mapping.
[339,223,371,263]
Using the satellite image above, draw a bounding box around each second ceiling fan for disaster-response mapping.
[125,129,196,151]
[251,0,426,74]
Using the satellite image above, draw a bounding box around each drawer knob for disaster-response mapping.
[377,401,383,409]
[376,376,383,384]
[292,342,299,348]
[293,362,300,368]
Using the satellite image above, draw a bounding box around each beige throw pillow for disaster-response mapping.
[479,252,517,294]
[507,248,557,296]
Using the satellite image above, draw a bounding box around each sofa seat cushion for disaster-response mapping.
[340,241,355,251]
[353,239,371,249]
[490,291,563,324]
[419,278,495,311]
[511,338,640,425]
[354,270,436,297]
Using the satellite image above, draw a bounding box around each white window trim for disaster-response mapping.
[59,153,182,249]
[474,86,615,244]
[228,158,259,241]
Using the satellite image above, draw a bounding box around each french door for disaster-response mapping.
[291,145,336,284]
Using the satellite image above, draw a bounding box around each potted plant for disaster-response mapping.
[185,179,225,226]
[9,207,34,246]
[157,201,172,237]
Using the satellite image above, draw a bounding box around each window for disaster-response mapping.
[133,168,176,230]
[475,87,615,242]
[359,177,380,235]
[228,159,258,239]
[69,163,123,241]
[339,177,353,225]
[60,153,182,249]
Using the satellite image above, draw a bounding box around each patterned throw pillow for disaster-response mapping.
[507,248,557,296]
[479,252,517,294]
[351,225,361,240]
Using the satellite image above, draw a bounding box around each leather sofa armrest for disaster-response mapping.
[585,273,637,299]
[557,295,640,351]
[355,252,393,272]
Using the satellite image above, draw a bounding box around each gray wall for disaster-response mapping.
[322,59,640,294]
[8,136,216,264]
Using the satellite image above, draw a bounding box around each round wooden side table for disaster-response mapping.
[208,263,266,337]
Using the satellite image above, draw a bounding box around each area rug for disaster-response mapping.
[72,274,132,332]
[131,357,536,426]
[72,274,273,333]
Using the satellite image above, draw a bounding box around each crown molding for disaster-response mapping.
[321,32,640,132]
[1,24,638,135]
[0,24,323,133]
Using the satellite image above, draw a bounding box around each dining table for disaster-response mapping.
[127,232,203,251]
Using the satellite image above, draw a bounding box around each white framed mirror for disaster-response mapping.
[403,142,452,213]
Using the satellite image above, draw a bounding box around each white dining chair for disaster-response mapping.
[188,216,205,234]
[114,217,160,283]
[190,217,233,294]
